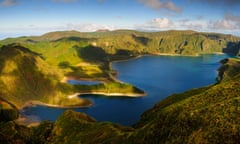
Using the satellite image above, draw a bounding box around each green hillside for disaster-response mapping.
[1,30,240,57]
[130,58,240,143]
[1,30,239,83]
[0,42,145,109]
[1,30,239,80]
[0,44,91,108]
[0,30,240,143]
[0,57,239,144]
[46,58,240,144]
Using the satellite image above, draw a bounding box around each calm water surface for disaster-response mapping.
[22,54,228,125]
[67,80,101,85]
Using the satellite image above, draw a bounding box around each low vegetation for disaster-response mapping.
[0,30,240,143]
[0,58,240,143]
[0,44,92,108]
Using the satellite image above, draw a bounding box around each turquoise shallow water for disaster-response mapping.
[22,54,228,126]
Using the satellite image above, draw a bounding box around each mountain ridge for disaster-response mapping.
[2,30,240,57]
[0,30,240,143]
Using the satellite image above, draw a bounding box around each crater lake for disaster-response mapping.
[22,54,228,126]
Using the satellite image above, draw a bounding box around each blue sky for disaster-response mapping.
[0,0,240,39]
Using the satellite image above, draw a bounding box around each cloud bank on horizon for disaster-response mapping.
[0,0,240,39]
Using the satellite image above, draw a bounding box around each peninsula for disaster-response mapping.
[0,30,239,109]
[1,53,240,144]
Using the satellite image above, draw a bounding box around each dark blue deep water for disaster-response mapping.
[22,54,228,125]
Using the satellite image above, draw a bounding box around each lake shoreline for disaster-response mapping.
[68,91,147,99]
[20,53,228,126]
[62,52,225,102]
[21,100,93,109]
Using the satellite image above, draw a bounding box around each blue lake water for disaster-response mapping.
[67,79,101,85]
[22,54,229,126]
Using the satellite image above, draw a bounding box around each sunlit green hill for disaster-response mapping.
[1,30,240,57]
[0,30,240,143]
[130,59,240,143]
[1,30,239,81]
[0,42,144,109]
[45,58,240,144]
[0,44,91,109]
[1,57,239,144]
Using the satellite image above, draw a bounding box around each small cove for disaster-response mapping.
[22,54,229,126]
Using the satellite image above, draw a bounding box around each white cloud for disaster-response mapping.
[178,19,206,30]
[150,18,173,28]
[65,23,114,32]
[208,20,235,30]
[208,13,240,30]
[138,0,182,13]
[136,18,174,30]
[1,0,18,7]
[225,13,240,23]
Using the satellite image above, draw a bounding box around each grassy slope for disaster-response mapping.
[1,30,239,80]
[0,30,240,143]
[130,58,240,143]
[1,30,239,81]
[1,30,240,56]
[0,44,91,108]
[0,30,151,109]
[47,110,134,144]
[44,58,240,144]
[0,56,240,143]
[0,42,145,109]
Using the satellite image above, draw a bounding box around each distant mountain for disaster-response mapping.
[96,29,110,32]
[1,30,240,56]
[0,30,240,143]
